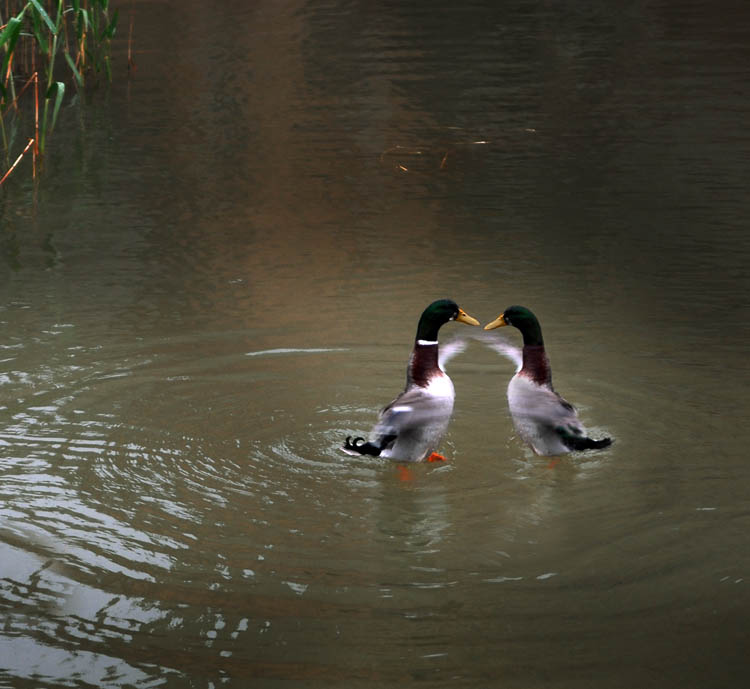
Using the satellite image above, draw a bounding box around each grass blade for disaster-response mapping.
[30,8,50,56]
[103,8,119,39]
[29,0,58,36]
[64,51,83,87]
[0,16,24,53]
[77,8,89,39]
[0,16,24,90]
[46,81,65,133]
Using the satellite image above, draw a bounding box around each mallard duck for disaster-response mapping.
[343,299,479,462]
[484,305,612,456]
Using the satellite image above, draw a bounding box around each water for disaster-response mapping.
[1,1,749,687]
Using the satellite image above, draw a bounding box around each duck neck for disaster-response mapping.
[517,318,544,348]
[415,313,445,342]
[408,340,441,387]
[521,345,552,386]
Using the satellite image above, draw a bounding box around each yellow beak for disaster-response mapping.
[484,314,508,330]
[455,308,480,326]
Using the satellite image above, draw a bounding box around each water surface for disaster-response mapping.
[1,1,749,687]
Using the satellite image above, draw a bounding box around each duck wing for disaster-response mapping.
[471,331,522,371]
[375,384,450,435]
[509,380,611,452]
[512,383,582,431]
[438,335,469,370]
[343,385,450,457]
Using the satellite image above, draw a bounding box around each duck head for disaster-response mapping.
[484,305,544,347]
[416,299,479,341]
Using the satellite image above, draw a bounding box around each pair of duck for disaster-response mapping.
[343,299,611,461]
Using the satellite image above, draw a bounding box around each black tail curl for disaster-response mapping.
[344,436,382,457]
[558,429,612,452]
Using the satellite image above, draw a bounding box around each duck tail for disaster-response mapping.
[343,434,397,457]
[557,428,612,452]
[343,436,381,456]
[587,436,613,450]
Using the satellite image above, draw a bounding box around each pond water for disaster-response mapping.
[1,1,749,687]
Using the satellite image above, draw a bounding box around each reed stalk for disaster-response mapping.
[0,134,32,185]
[0,0,119,183]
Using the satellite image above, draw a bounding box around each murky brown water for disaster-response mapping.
[1,1,750,687]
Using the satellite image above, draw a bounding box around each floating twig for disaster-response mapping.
[382,139,491,172]
[380,145,423,163]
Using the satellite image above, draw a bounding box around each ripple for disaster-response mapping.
[0,325,704,689]
[0,635,170,688]
[246,347,348,357]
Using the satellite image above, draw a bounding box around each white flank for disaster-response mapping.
[390,405,413,413]
[417,339,438,346]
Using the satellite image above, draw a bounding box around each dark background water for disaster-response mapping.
[1,1,749,687]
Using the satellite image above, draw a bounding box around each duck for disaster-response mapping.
[343,299,479,462]
[483,305,612,456]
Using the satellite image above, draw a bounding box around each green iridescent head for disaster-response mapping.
[484,305,544,346]
[416,299,479,341]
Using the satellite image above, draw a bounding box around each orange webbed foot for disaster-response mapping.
[427,452,446,463]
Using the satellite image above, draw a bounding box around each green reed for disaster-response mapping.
[0,0,118,184]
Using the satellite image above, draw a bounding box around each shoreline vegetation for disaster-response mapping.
[0,0,119,186]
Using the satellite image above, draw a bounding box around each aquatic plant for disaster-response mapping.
[0,0,118,184]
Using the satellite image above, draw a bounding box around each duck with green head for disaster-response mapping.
[343,299,479,462]
[484,305,612,456]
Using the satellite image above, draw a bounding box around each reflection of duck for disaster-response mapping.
[343,299,479,462]
[484,305,612,456]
